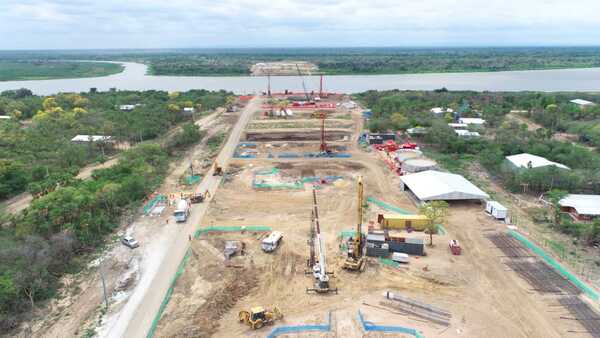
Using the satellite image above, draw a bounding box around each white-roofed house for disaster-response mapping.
[71,135,113,143]
[455,130,480,138]
[505,153,570,170]
[119,104,136,111]
[570,99,596,108]
[430,107,454,117]
[559,194,600,221]
[458,117,486,126]
[400,170,489,203]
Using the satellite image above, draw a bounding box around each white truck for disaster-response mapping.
[173,199,190,223]
[261,231,283,252]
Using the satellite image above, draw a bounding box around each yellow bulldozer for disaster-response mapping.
[238,306,283,329]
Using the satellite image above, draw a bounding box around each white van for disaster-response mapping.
[173,199,190,222]
[261,231,283,252]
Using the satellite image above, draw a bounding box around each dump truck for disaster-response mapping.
[239,306,283,329]
[378,214,430,231]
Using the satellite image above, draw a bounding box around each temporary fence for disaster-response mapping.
[252,180,304,190]
[183,175,201,185]
[436,224,447,235]
[143,195,167,215]
[379,257,400,268]
[508,230,599,301]
[267,312,332,338]
[147,248,191,338]
[357,310,423,337]
[303,152,352,158]
[367,197,413,215]
[146,225,272,338]
[255,167,280,175]
[195,225,272,238]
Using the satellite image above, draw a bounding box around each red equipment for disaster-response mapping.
[399,142,418,150]
[373,140,399,152]
[449,240,461,255]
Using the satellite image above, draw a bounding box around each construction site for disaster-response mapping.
[145,75,600,338]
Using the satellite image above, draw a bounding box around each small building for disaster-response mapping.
[559,194,600,221]
[71,135,113,143]
[430,107,454,117]
[448,123,468,129]
[119,104,136,111]
[458,117,486,126]
[378,214,430,231]
[570,99,596,107]
[340,101,357,110]
[455,130,480,138]
[367,133,395,145]
[387,236,425,256]
[505,153,570,170]
[406,127,428,136]
[485,201,508,220]
[400,170,490,202]
[182,107,196,116]
[365,233,389,257]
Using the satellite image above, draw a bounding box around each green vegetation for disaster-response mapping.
[0,61,123,81]
[206,132,226,152]
[0,88,232,331]
[4,47,600,77]
[0,89,232,200]
[357,89,600,245]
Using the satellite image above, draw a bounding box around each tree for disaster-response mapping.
[390,112,409,130]
[419,201,449,246]
[546,189,568,225]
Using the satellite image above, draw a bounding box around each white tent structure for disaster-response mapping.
[400,170,489,202]
[505,153,569,170]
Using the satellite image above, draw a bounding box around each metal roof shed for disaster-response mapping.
[400,170,489,202]
[559,194,600,217]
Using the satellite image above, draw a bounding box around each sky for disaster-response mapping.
[2,0,600,50]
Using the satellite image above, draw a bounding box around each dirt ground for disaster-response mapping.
[150,101,596,338]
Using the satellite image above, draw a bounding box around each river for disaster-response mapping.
[2,61,600,95]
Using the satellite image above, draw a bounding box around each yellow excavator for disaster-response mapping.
[343,176,366,271]
[239,306,283,329]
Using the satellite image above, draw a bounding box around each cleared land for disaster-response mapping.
[150,96,597,337]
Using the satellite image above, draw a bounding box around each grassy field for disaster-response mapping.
[0,61,124,81]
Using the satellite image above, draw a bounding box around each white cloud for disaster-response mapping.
[1,0,600,49]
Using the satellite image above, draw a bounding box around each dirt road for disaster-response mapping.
[102,96,262,338]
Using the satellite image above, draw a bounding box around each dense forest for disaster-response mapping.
[4,47,600,76]
[0,88,232,330]
[356,89,600,243]
[0,61,123,81]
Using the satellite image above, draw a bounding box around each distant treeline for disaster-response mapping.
[3,47,600,76]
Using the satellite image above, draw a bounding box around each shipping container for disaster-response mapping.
[379,214,431,231]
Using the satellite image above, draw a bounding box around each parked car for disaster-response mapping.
[122,235,139,249]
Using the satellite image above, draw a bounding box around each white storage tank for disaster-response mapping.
[395,150,423,163]
[486,201,508,219]
[402,158,438,173]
